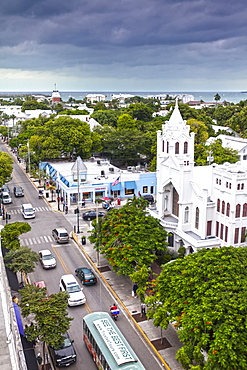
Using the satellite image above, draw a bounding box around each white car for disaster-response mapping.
[39,249,57,269]
[59,274,86,306]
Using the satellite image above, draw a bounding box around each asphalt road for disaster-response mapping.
[1,142,163,370]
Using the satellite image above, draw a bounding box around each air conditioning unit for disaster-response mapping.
[109,167,114,173]
[127,166,132,172]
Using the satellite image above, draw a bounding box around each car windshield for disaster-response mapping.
[3,194,10,199]
[43,255,53,260]
[60,233,68,237]
[25,208,34,212]
[67,285,80,293]
[58,337,71,349]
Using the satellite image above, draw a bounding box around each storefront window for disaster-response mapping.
[143,186,148,193]
[125,188,135,195]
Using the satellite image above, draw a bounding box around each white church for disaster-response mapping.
[152,100,247,254]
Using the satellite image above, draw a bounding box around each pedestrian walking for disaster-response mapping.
[141,302,146,316]
[63,201,66,212]
[65,205,68,214]
[132,283,138,298]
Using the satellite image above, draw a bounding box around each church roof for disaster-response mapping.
[167,99,185,126]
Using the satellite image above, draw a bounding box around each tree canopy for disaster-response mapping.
[0,152,13,187]
[20,285,72,348]
[146,247,247,370]
[89,197,168,275]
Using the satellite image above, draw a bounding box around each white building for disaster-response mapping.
[86,94,106,103]
[153,100,247,253]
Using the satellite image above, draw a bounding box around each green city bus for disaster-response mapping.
[83,312,146,370]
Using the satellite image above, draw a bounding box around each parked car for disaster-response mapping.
[52,228,69,244]
[143,194,154,204]
[13,186,24,197]
[1,191,12,204]
[39,249,57,269]
[34,281,48,297]
[82,210,105,221]
[75,267,97,285]
[59,274,86,306]
[49,332,77,367]
[1,184,10,194]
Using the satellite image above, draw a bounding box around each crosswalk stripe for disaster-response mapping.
[20,235,54,247]
[7,207,51,215]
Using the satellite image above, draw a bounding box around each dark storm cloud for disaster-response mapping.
[1,0,247,90]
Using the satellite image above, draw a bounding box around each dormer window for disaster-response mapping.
[175,142,179,154]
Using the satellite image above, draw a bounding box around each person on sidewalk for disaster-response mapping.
[141,302,146,316]
[65,205,68,214]
[132,283,138,298]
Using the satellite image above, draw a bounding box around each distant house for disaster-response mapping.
[86,94,106,103]
[207,134,247,162]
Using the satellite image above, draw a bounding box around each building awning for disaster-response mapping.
[110,183,122,191]
[124,181,136,190]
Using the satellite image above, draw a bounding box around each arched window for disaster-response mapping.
[167,141,169,153]
[217,199,220,212]
[195,207,199,229]
[235,204,241,218]
[243,203,247,217]
[226,203,230,217]
[184,206,189,223]
[184,141,188,154]
[175,142,179,154]
[162,140,165,152]
[222,201,225,214]
[237,184,240,190]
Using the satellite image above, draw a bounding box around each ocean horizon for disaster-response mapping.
[1,90,247,104]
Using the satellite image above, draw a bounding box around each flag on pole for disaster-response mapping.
[112,176,120,186]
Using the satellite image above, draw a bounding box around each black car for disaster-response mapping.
[75,267,97,285]
[49,332,76,367]
[143,194,154,204]
[13,186,24,197]
[82,210,105,221]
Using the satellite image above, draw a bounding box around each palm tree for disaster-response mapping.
[214,93,221,107]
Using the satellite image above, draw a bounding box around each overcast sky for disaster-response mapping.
[1,0,247,92]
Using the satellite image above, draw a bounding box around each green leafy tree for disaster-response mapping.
[146,247,247,370]
[91,110,120,127]
[20,285,72,361]
[89,197,168,275]
[130,265,151,302]
[4,246,39,275]
[21,100,50,112]
[1,222,31,250]
[0,152,13,187]
[126,103,154,122]
[227,106,247,136]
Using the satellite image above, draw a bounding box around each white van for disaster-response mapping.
[2,191,12,204]
[59,274,86,306]
[21,203,35,219]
